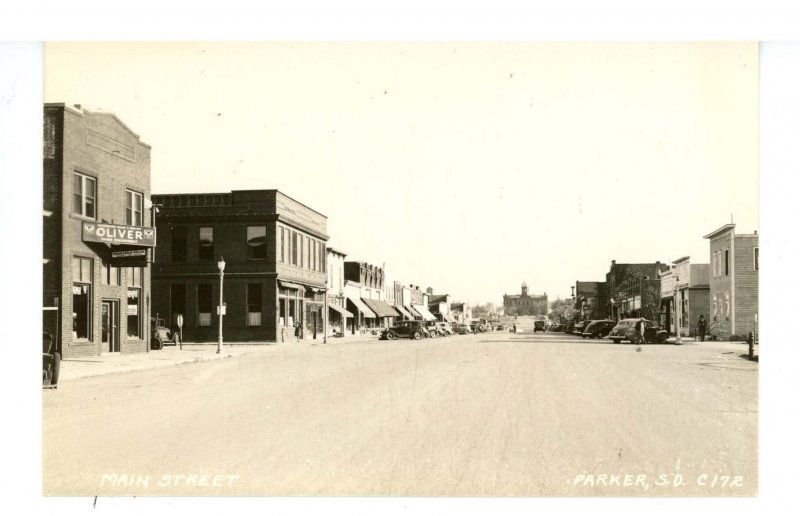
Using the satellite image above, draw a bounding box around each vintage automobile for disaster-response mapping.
[608,318,668,344]
[151,317,181,350]
[435,321,454,336]
[581,320,616,339]
[533,320,546,333]
[42,332,60,389]
[381,320,431,340]
[453,323,472,335]
[423,320,445,337]
[572,320,589,335]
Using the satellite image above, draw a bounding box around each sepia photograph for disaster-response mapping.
[37,41,760,497]
[3,4,800,513]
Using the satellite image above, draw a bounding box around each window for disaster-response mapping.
[247,226,267,260]
[125,190,143,226]
[73,172,96,218]
[172,226,187,262]
[198,227,214,261]
[127,289,141,338]
[278,227,285,263]
[101,261,120,286]
[754,247,759,271]
[125,267,142,287]
[170,283,186,328]
[724,249,729,276]
[291,232,298,265]
[247,284,262,326]
[198,284,213,326]
[72,257,93,340]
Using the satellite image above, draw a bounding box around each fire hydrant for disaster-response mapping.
[747,331,755,360]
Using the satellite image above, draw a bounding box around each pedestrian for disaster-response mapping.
[294,322,302,342]
[698,315,707,342]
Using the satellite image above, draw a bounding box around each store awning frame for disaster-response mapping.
[279,280,306,291]
[395,304,413,319]
[413,304,437,321]
[405,304,421,318]
[347,295,377,318]
[328,302,354,318]
[361,298,400,318]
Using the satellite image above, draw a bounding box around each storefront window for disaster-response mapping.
[247,226,267,260]
[72,257,93,340]
[198,227,214,261]
[247,283,262,326]
[127,288,141,338]
[198,284,212,326]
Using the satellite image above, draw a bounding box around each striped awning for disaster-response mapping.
[346,295,377,318]
[361,298,401,318]
[278,280,306,291]
[328,302,354,318]
[395,304,413,319]
[405,304,421,318]
[413,304,437,321]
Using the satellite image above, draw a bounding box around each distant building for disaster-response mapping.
[574,281,608,320]
[151,190,328,343]
[703,224,759,340]
[605,260,669,321]
[503,282,548,316]
[427,288,455,323]
[43,104,155,358]
[326,247,353,336]
[344,261,400,331]
[659,256,710,338]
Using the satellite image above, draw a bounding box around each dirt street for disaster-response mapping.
[43,331,757,496]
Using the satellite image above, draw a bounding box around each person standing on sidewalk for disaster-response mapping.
[294,322,302,342]
[698,315,707,342]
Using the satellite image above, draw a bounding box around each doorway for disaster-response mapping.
[102,300,120,352]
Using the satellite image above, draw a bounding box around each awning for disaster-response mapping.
[362,298,401,318]
[279,280,306,291]
[413,304,437,321]
[328,302,353,318]
[347,295,377,318]
[405,304,421,318]
[395,304,413,319]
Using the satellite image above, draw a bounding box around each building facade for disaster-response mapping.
[605,260,669,321]
[574,281,608,320]
[326,247,352,336]
[43,104,155,358]
[503,282,548,316]
[659,256,710,337]
[344,261,400,331]
[703,224,759,340]
[151,190,328,343]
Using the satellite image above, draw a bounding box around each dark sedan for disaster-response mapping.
[581,320,616,339]
[381,320,430,340]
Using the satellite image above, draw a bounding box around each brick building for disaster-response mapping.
[326,247,352,336]
[343,261,401,332]
[574,280,608,320]
[150,190,328,343]
[605,260,669,321]
[703,224,759,340]
[43,104,155,358]
[503,282,548,316]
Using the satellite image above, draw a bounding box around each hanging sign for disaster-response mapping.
[83,222,156,246]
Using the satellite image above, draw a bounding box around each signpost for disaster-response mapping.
[176,314,183,350]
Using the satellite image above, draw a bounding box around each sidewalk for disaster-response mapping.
[59,334,381,382]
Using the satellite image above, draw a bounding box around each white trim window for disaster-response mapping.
[126,189,143,226]
[754,247,759,271]
[73,172,97,218]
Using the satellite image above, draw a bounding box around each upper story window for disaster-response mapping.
[198,227,214,261]
[73,172,96,218]
[724,249,729,276]
[172,226,187,262]
[278,227,285,263]
[754,247,759,271]
[126,190,143,226]
[247,226,267,260]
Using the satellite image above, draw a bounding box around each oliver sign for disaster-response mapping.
[83,222,156,246]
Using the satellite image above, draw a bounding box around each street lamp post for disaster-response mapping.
[217,256,225,354]
[673,271,682,345]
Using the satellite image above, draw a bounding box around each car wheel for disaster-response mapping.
[412,331,422,340]
[656,333,667,344]
[153,337,164,350]
[387,331,397,340]
[172,333,181,346]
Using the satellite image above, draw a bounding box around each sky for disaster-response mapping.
[44,42,759,305]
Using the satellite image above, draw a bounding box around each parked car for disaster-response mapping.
[151,317,181,350]
[608,318,668,344]
[453,323,472,335]
[381,320,430,340]
[572,320,589,335]
[470,323,482,333]
[534,320,546,333]
[423,320,446,337]
[435,321,454,336]
[581,320,616,339]
[42,332,60,389]
[549,323,564,332]
[496,324,505,331]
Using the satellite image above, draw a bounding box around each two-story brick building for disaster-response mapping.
[574,281,608,321]
[43,104,155,358]
[605,260,669,321]
[150,190,328,343]
[703,224,759,340]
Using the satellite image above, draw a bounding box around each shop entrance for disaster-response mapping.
[101,300,120,352]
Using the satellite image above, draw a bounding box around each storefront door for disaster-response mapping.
[102,300,119,352]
